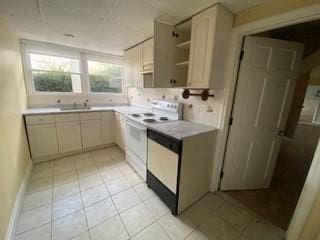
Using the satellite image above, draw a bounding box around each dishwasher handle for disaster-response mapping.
[147,129,181,154]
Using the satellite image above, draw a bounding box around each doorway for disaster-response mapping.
[220,20,320,230]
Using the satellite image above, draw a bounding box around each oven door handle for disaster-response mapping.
[126,120,147,132]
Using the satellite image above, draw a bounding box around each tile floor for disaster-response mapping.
[15,146,285,240]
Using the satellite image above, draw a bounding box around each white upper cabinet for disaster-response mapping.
[27,124,59,158]
[187,4,233,89]
[141,38,154,72]
[124,45,143,88]
[102,112,115,145]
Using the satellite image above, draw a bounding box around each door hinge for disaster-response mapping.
[239,50,244,61]
[229,117,233,126]
[220,171,224,179]
[172,31,179,38]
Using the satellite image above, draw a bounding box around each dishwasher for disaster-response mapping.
[147,129,182,215]
[147,128,215,215]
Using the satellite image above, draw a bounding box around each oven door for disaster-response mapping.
[126,120,147,163]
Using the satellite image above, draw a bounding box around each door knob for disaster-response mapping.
[278,130,286,136]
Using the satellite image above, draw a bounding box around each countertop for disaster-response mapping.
[148,120,216,140]
[23,105,151,116]
[23,106,215,140]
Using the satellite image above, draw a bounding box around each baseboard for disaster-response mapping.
[5,161,33,240]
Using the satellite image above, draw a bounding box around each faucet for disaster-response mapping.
[83,99,89,108]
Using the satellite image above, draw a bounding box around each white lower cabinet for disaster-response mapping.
[115,112,126,150]
[102,112,115,144]
[27,124,59,158]
[56,122,82,153]
[81,119,102,149]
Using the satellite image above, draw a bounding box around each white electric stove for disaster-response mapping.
[125,100,183,179]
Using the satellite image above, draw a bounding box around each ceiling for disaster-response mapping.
[0,0,266,56]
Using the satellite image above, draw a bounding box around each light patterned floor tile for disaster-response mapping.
[26,176,52,194]
[120,203,155,236]
[81,184,109,207]
[15,223,51,240]
[158,213,195,240]
[198,213,241,240]
[216,202,253,233]
[71,231,91,240]
[112,188,141,212]
[100,167,123,182]
[185,229,209,240]
[53,181,80,201]
[106,176,131,195]
[53,193,83,220]
[133,183,155,201]
[90,215,129,240]
[85,197,117,228]
[131,222,169,240]
[79,174,103,191]
[16,204,52,234]
[22,188,52,211]
[54,170,78,186]
[118,162,135,175]
[144,195,170,219]
[125,172,143,186]
[77,164,99,178]
[52,210,88,240]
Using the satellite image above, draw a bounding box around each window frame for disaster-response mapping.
[86,55,124,95]
[21,40,124,97]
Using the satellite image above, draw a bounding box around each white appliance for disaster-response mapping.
[125,100,183,180]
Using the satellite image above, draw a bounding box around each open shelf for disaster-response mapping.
[176,61,189,67]
[176,40,191,50]
[140,69,153,74]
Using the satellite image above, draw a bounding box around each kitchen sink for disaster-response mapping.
[60,106,91,111]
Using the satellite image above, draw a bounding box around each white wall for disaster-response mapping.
[128,88,224,127]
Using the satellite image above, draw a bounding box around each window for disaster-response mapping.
[29,53,81,93]
[88,60,122,93]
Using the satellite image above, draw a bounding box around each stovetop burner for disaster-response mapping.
[159,117,168,121]
[143,113,155,117]
[143,118,156,123]
[131,114,141,118]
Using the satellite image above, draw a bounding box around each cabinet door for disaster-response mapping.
[124,45,143,88]
[142,38,153,70]
[187,6,217,89]
[27,124,59,158]
[81,120,102,148]
[101,112,115,144]
[115,113,125,150]
[56,122,82,153]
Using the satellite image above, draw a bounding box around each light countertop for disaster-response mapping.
[148,120,216,140]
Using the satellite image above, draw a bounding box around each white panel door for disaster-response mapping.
[27,124,58,158]
[81,120,102,149]
[101,112,115,144]
[221,37,304,190]
[56,122,82,153]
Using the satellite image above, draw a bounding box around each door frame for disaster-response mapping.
[210,4,320,240]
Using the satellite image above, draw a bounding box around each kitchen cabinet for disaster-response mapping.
[27,124,59,159]
[124,45,143,88]
[141,38,153,72]
[102,112,115,144]
[187,4,233,89]
[115,112,126,150]
[56,122,82,153]
[81,119,102,149]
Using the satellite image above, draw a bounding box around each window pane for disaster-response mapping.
[33,71,81,93]
[88,60,122,93]
[30,53,80,73]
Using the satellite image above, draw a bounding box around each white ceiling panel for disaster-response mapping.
[0,0,267,56]
[44,0,117,19]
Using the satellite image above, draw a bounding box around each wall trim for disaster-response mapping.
[5,161,33,240]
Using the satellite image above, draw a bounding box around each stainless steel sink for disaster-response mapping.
[60,106,91,111]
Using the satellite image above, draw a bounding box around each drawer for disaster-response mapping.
[80,112,101,120]
[25,115,55,125]
[55,113,79,123]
